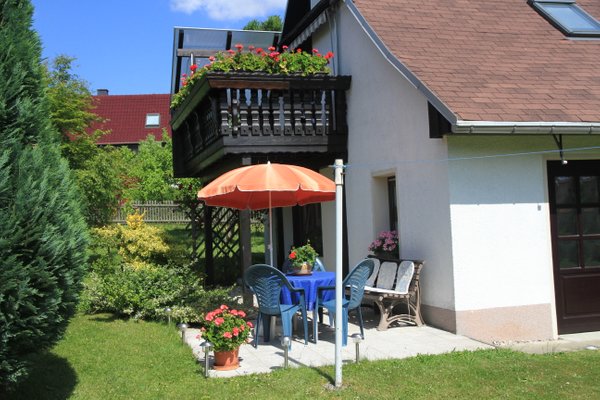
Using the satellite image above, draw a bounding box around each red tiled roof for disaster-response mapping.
[352,0,600,123]
[90,94,172,144]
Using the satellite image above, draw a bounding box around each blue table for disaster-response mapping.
[281,271,335,311]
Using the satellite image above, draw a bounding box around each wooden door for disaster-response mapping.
[548,160,600,334]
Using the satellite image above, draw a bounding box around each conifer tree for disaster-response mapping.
[0,0,88,388]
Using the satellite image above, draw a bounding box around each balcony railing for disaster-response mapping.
[170,72,351,177]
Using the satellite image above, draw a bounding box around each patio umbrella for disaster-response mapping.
[197,161,335,266]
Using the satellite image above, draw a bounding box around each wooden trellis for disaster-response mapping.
[210,207,240,259]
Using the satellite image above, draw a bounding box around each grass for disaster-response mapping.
[4,314,600,399]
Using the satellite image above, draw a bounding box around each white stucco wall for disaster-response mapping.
[312,6,456,310]
[448,136,600,311]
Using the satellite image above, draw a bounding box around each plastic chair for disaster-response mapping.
[244,264,309,348]
[313,259,375,346]
[313,257,327,272]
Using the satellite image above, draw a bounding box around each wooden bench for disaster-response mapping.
[362,256,424,331]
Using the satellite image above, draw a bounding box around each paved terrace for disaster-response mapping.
[183,308,492,378]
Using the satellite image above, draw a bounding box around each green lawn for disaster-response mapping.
[4,314,600,399]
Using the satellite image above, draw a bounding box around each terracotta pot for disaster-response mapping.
[213,348,240,371]
[293,262,312,275]
[373,251,399,261]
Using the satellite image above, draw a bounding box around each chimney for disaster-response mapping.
[96,89,109,96]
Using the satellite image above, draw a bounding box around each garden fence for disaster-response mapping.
[112,201,190,223]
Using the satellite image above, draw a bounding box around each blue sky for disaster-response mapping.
[32,0,286,95]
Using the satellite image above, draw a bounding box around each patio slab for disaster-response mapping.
[497,331,600,354]
[183,308,492,378]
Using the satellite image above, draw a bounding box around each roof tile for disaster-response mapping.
[88,94,172,145]
[353,0,600,123]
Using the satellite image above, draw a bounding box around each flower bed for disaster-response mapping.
[171,44,334,109]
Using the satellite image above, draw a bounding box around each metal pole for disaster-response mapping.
[334,159,344,388]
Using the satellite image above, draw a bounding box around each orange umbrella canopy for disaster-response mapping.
[197,162,335,209]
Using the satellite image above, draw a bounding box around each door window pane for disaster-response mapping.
[581,208,600,235]
[557,208,578,236]
[555,177,576,204]
[580,176,599,203]
[583,240,600,267]
[558,240,579,269]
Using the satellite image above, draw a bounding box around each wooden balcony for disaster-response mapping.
[170,72,351,179]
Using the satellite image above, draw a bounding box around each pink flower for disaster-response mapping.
[234,43,243,50]
[312,48,319,53]
[214,317,225,326]
[282,45,288,50]
[237,310,246,318]
[227,49,235,55]
[223,332,232,339]
[256,47,264,54]
[220,305,229,310]
[247,321,253,328]
[230,309,238,316]
[268,46,276,51]
[239,324,246,331]
[232,327,240,336]
[205,312,214,321]
[248,45,255,50]
[190,64,197,72]
[325,51,334,59]
[208,55,215,62]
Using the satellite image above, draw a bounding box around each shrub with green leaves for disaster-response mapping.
[80,213,232,322]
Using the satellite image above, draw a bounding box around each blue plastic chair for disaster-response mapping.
[313,259,375,346]
[312,257,326,272]
[244,264,309,348]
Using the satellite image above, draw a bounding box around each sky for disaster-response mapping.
[32,0,286,95]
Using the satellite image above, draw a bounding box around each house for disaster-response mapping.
[90,89,172,149]
[170,0,600,343]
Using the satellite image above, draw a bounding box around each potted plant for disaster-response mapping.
[171,44,334,110]
[288,242,318,275]
[368,230,400,260]
[199,304,253,370]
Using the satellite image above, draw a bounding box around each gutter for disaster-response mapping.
[453,121,600,135]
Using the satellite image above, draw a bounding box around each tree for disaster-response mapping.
[42,55,100,142]
[243,15,282,31]
[43,54,132,226]
[124,132,177,202]
[0,0,88,388]
[76,145,132,226]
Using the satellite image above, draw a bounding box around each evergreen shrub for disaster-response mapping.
[0,0,88,387]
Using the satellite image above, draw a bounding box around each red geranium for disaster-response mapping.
[200,305,253,351]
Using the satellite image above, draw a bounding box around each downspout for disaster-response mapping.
[327,4,339,75]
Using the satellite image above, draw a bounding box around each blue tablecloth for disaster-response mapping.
[280,271,335,311]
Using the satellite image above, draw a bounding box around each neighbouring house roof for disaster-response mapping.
[348,0,600,130]
[90,93,172,145]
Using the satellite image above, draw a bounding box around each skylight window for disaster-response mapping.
[145,113,160,127]
[530,0,600,37]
